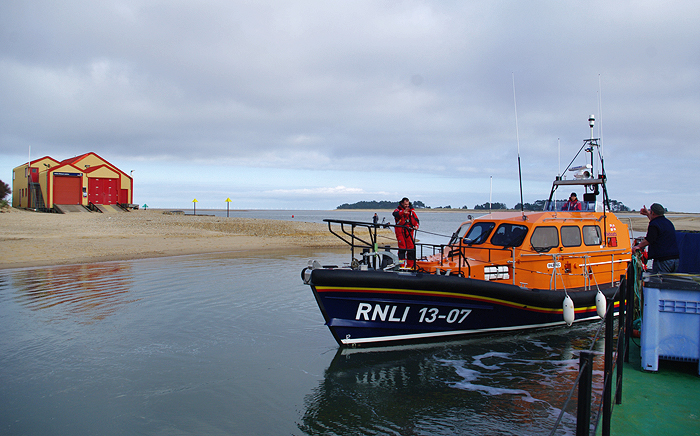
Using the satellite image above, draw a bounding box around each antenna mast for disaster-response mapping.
[489,175,493,214]
[512,73,524,214]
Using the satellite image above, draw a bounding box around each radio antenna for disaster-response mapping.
[512,73,524,214]
[489,175,493,214]
[598,74,604,157]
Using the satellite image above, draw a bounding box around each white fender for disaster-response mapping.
[596,291,607,319]
[563,295,575,326]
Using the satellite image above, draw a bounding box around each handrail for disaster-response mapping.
[519,248,629,257]
[325,219,378,248]
[324,218,429,270]
[548,261,637,436]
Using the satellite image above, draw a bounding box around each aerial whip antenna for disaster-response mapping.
[598,74,604,156]
[512,73,524,214]
[556,137,560,214]
[489,175,493,214]
[558,137,561,179]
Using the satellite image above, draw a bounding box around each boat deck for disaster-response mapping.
[602,340,700,436]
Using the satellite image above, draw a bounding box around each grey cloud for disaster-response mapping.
[2,1,699,210]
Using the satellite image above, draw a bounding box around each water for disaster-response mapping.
[184,209,481,246]
[0,247,608,435]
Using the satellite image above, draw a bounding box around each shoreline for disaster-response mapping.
[2,208,698,270]
[0,208,352,270]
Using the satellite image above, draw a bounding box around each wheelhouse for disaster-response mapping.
[416,211,630,292]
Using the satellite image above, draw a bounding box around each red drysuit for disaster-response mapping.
[393,204,419,267]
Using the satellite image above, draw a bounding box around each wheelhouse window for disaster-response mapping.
[583,225,602,246]
[449,222,472,245]
[561,226,582,247]
[490,224,528,247]
[463,222,495,245]
[530,226,559,252]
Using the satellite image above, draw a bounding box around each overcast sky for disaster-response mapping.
[2,1,699,212]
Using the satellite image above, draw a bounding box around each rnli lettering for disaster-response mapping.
[355,303,472,324]
[355,303,410,322]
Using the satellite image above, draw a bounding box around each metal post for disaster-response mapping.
[625,263,635,363]
[27,145,31,209]
[616,276,626,405]
[602,297,614,436]
[577,351,594,436]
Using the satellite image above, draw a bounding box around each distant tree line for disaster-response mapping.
[513,200,548,211]
[513,199,630,211]
[607,200,631,212]
[337,200,427,209]
[473,202,508,210]
[338,198,629,211]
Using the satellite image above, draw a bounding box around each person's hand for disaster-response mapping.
[640,205,649,217]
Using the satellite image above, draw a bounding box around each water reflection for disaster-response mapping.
[0,252,610,435]
[299,326,606,436]
[9,262,136,323]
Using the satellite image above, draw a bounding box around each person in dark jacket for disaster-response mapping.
[632,203,679,273]
[392,198,419,267]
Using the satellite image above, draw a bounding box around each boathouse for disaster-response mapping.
[11,152,133,212]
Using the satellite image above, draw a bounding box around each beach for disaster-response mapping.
[0,208,352,269]
[2,207,698,270]
[616,212,700,233]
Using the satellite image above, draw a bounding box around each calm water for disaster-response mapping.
[0,246,608,435]
[176,209,481,246]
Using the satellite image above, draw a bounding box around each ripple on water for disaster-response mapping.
[1,252,605,435]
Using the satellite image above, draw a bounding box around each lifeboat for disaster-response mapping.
[302,117,631,347]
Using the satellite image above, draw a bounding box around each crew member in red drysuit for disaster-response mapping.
[562,192,582,211]
[393,197,420,268]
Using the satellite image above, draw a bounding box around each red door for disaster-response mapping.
[88,178,119,204]
[53,176,82,204]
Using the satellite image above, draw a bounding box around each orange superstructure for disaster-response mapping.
[416,210,631,291]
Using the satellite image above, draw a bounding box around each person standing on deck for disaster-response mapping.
[632,203,680,273]
[393,198,419,268]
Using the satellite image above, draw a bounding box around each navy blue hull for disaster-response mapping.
[308,269,620,346]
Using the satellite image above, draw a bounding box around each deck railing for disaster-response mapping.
[548,261,636,436]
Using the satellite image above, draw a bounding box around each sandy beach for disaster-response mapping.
[616,212,700,233]
[2,207,698,270]
[0,208,355,269]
